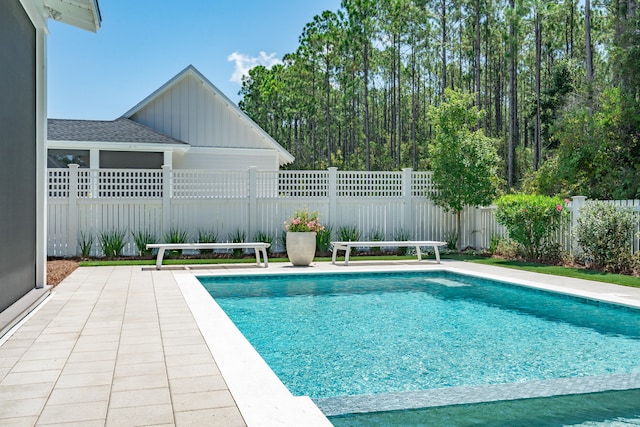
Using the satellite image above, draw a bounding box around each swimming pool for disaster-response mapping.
[198,270,640,420]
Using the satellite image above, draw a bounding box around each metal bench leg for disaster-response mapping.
[262,248,269,267]
[332,247,338,264]
[253,248,260,266]
[344,246,351,266]
[155,248,166,270]
[434,246,441,264]
[416,246,422,261]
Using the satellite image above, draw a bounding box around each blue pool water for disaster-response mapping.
[330,389,640,426]
[199,271,640,419]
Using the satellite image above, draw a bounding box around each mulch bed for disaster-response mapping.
[47,259,79,287]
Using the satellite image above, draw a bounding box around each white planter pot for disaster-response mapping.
[286,232,316,266]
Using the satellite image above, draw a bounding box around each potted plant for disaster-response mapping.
[284,209,324,266]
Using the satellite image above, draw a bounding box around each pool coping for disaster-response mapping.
[174,260,640,422]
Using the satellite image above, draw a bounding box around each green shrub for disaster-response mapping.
[488,233,501,254]
[164,228,189,257]
[368,228,385,253]
[132,229,156,257]
[493,238,520,259]
[253,231,275,255]
[574,201,636,273]
[443,230,458,251]
[316,225,333,255]
[280,229,288,252]
[78,231,94,258]
[164,228,189,244]
[99,229,126,258]
[229,229,246,258]
[393,228,411,255]
[338,225,361,255]
[494,194,568,261]
[633,252,640,275]
[197,228,218,254]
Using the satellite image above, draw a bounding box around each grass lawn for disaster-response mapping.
[79,254,420,267]
[463,257,640,289]
[78,253,640,289]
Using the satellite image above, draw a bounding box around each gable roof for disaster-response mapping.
[48,117,189,147]
[122,65,294,166]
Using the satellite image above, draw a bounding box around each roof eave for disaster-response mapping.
[48,140,190,153]
[44,0,101,32]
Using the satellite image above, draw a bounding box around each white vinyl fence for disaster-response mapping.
[47,165,640,257]
[48,166,489,257]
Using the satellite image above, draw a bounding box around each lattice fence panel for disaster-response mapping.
[48,169,69,198]
[173,170,248,198]
[412,171,434,197]
[73,170,164,198]
[278,171,329,197]
[337,171,403,197]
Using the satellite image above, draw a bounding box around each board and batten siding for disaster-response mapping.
[130,73,271,151]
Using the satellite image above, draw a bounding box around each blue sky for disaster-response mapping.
[47,0,342,120]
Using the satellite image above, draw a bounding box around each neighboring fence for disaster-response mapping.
[47,165,640,257]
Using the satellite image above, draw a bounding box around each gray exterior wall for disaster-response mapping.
[0,0,37,312]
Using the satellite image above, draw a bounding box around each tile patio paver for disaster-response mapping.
[0,266,247,427]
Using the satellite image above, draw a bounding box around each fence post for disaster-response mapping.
[67,164,79,256]
[402,168,413,236]
[162,165,172,234]
[248,166,257,239]
[473,206,484,249]
[570,195,587,254]
[328,167,338,226]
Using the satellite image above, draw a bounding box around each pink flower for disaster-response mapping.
[285,209,324,232]
[556,204,562,212]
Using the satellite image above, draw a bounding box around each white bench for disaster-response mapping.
[146,242,270,270]
[331,240,447,266]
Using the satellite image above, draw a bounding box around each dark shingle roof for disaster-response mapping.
[47,118,188,145]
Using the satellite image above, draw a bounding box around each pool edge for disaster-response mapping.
[175,272,332,427]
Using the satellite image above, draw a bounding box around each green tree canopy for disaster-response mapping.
[427,89,500,249]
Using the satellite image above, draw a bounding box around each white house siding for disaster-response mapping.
[173,148,279,171]
[130,73,272,152]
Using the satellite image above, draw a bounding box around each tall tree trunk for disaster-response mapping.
[441,0,447,97]
[508,0,517,188]
[585,0,594,115]
[364,42,371,170]
[411,38,417,169]
[534,9,542,170]
[325,55,332,167]
[390,51,397,165]
[475,0,482,114]
[484,18,491,132]
[397,35,402,166]
[311,70,317,169]
[494,58,502,137]
[568,0,575,58]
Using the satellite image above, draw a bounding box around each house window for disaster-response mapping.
[99,151,163,169]
[48,149,90,168]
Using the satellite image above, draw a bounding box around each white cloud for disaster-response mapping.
[227,51,282,84]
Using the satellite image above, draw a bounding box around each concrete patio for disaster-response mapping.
[1,260,640,426]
